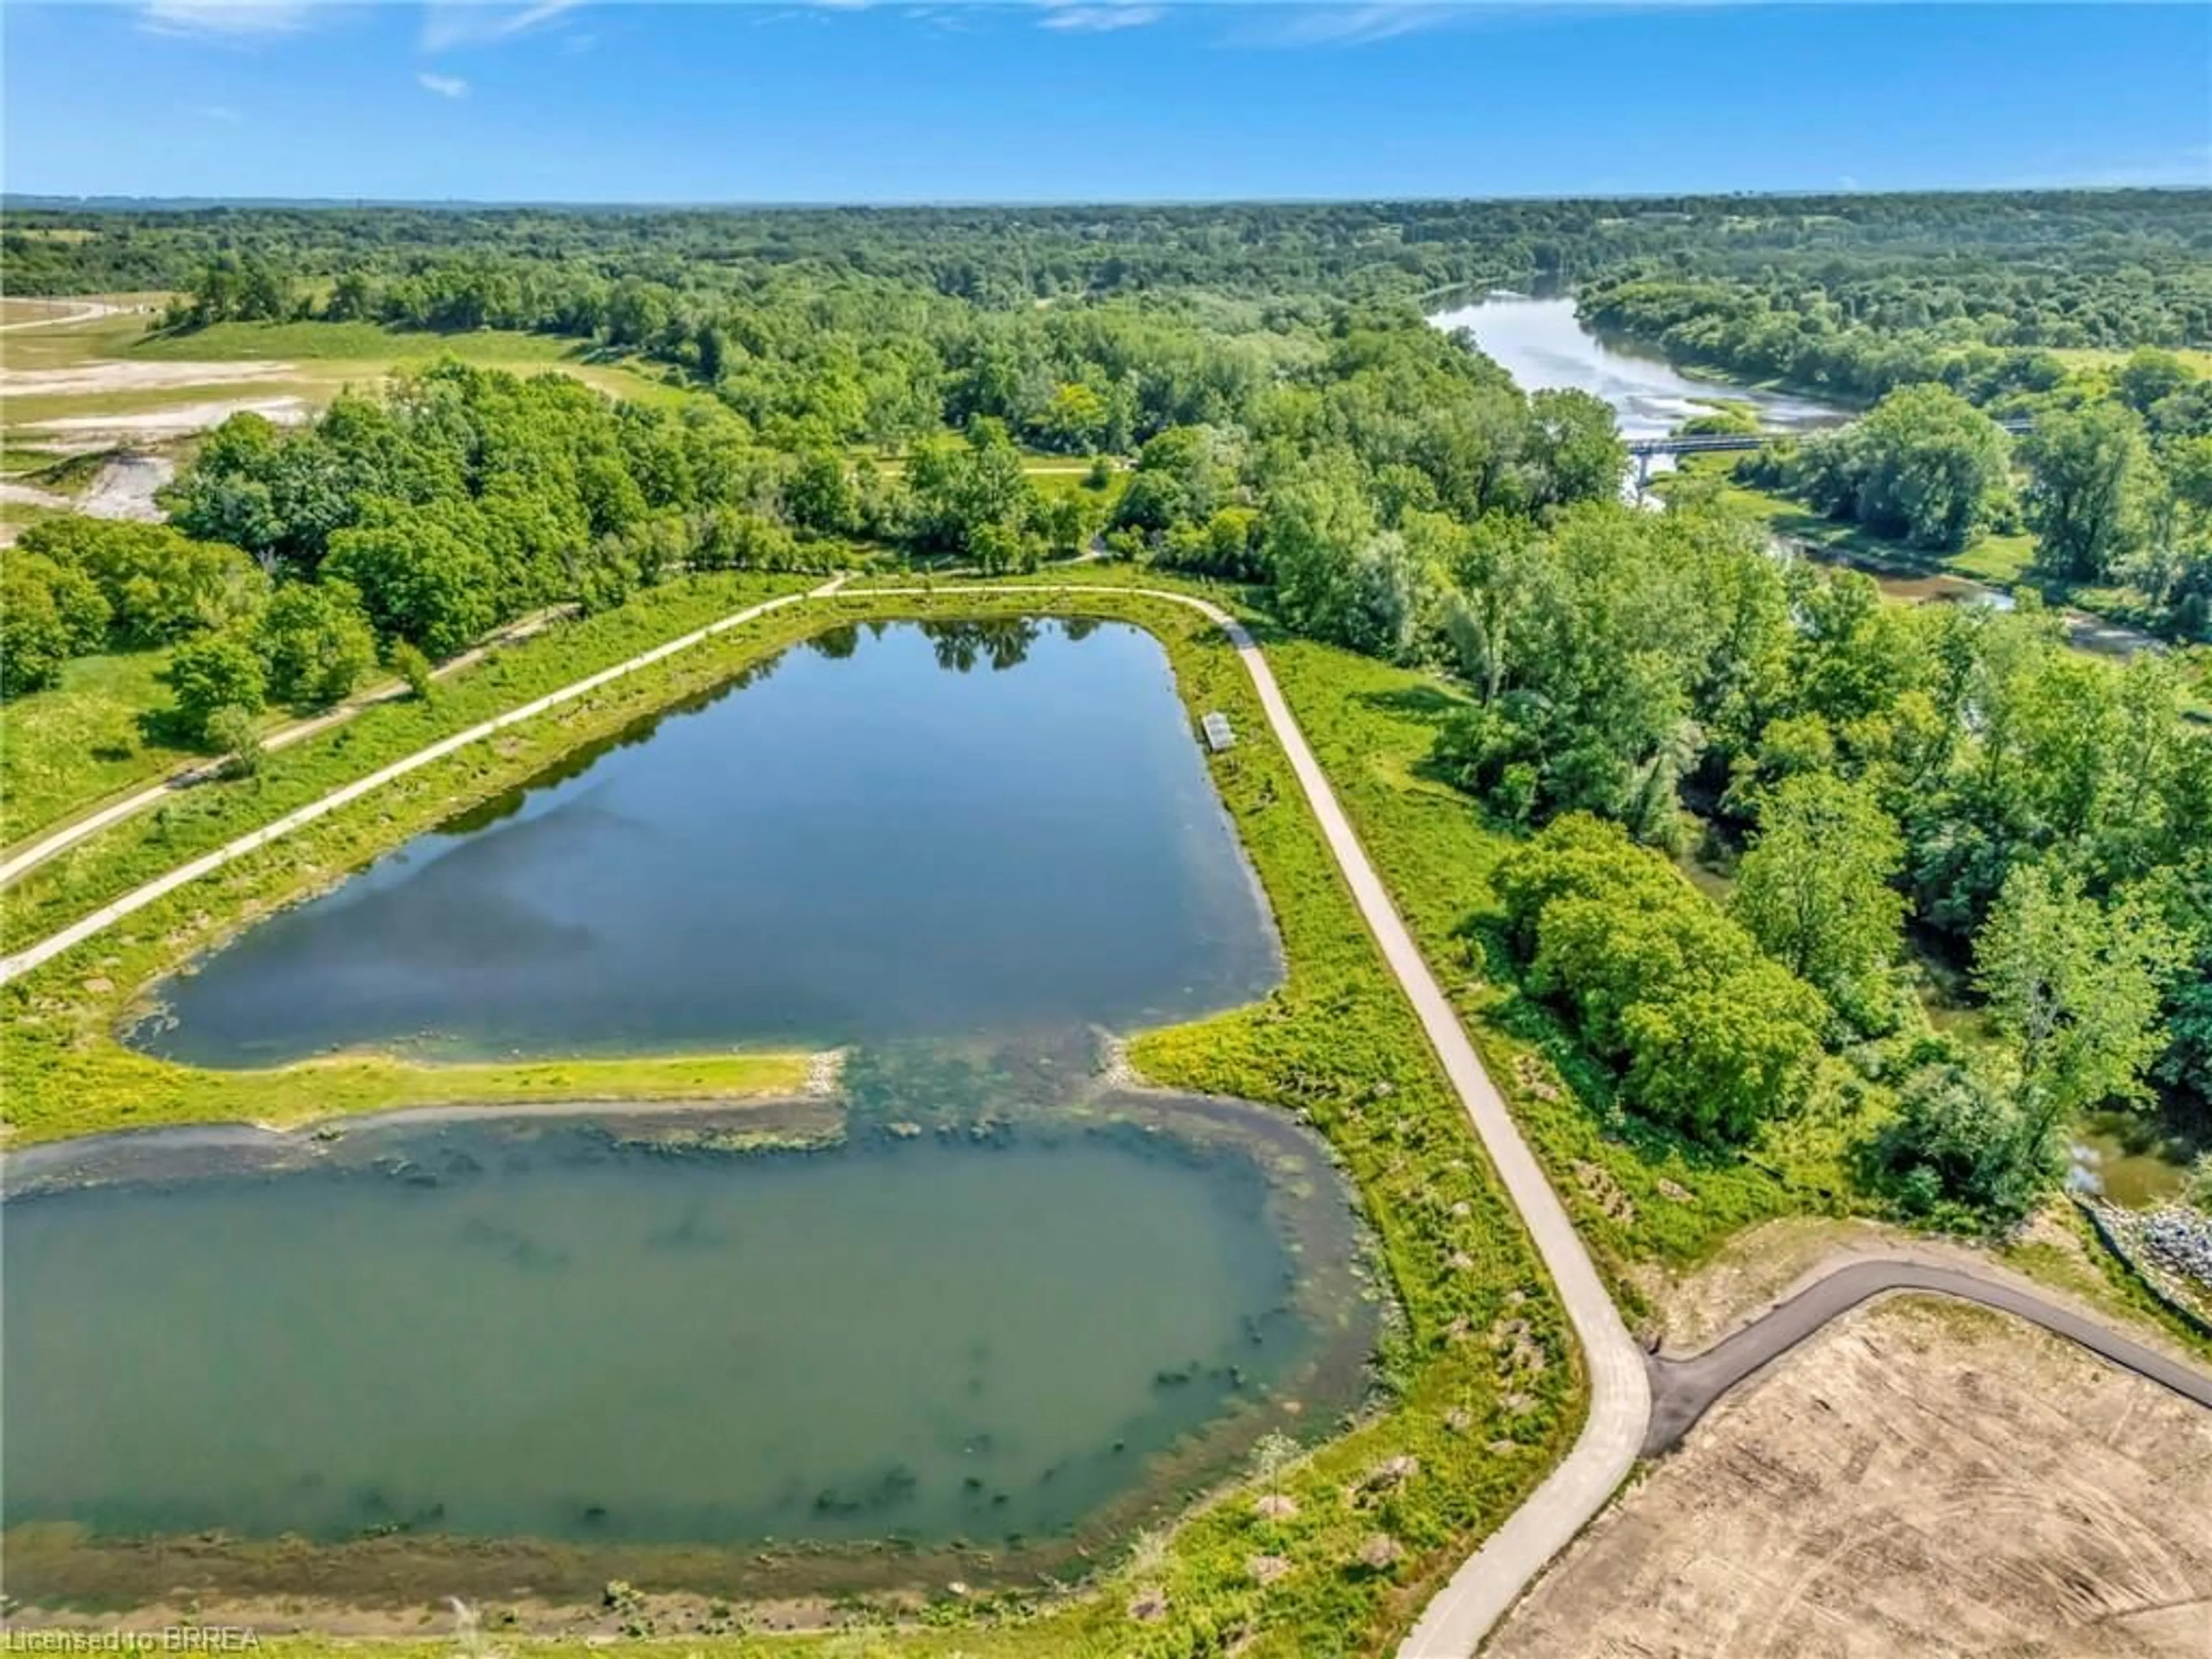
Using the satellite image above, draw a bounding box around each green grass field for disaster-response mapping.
[0,646,188,851]
[2052,344,2212,378]
[1669,453,2039,590]
[128,317,690,405]
[1,305,694,440]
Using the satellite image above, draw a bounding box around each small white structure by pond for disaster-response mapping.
[1200,711,1235,752]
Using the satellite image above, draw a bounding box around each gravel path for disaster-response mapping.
[0,603,578,891]
[0,298,128,333]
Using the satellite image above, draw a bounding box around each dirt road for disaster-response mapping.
[0,299,128,333]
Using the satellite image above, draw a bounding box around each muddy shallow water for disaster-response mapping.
[3,1079,1379,1608]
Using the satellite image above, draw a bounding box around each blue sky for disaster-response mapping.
[5,2,2209,202]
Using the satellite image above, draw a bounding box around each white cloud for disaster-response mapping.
[140,0,315,37]
[1230,1,1753,50]
[417,70,471,96]
[419,0,586,53]
[1037,1,1162,30]
[1245,4,1467,47]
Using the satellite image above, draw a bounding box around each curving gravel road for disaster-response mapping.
[1644,1256,2212,1455]
[0,298,128,332]
[867,585,1655,1659]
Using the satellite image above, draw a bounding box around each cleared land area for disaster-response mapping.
[0,305,685,464]
[1488,1296,2212,1659]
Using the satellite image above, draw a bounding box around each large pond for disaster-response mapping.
[1428,292,1849,443]
[14,612,1374,1612]
[2,1094,1375,1604]
[134,618,1281,1066]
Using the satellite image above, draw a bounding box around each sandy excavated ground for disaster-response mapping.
[81,453,175,520]
[21,395,309,448]
[0,358,294,397]
[0,478,72,511]
[2,455,176,524]
[1488,1297,2212,1659]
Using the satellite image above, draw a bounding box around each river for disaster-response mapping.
[1430,294,2168,658]
[1428,293,1847,444]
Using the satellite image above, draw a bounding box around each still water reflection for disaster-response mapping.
[137,619,1282,1065]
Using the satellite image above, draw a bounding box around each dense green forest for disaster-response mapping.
[7,187,2210,1227]
[12,188,2210,316]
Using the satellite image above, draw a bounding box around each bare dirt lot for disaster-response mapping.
[22,394,309,446]
[0,358,294,397]
[1488,1297,2212,1659]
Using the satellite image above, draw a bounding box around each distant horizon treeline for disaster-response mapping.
[9,188,2210,322]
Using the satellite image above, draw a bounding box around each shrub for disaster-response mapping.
[0,552,109,696]
[389,638,435,703]
[203,704,263,778]
[1861,1039,2058,1229]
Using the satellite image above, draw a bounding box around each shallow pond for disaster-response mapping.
[2068,1111,2194,1209]
[134,618,1281,1066]
[21,611,1376,1609]
[2,1099,1373,1599]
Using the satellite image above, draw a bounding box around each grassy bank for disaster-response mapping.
[6,589,1583,1659]
[1665,453,2039,590]
[2,1051,812,1146]
[2,571,813,953]
[1251,632,1858,1316]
